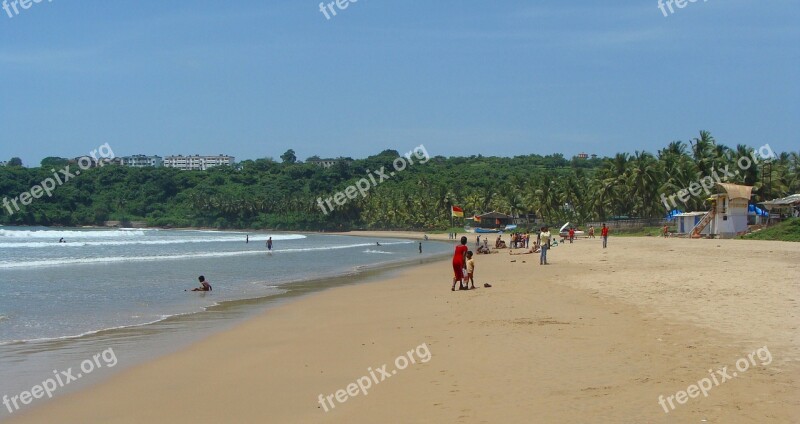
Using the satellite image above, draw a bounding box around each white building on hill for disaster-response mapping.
[119,155,163,167]
[163,155,235,171]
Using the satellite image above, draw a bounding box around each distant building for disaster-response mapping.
[591,154,598,159]
[760,193,800,223]
[307,158,346,168]
[163,154,235,171]
[119,155,163,168]
[469,211,514,229]
[576,153,589,159]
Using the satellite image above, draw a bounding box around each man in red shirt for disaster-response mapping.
[601,223,609,248]
[452,236,469,291]
[568,227,575,244]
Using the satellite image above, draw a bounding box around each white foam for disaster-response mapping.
[363,249,394,255]
[0,234,307,248]
[0,242,400,269]
[0,314,191,346]
[0,229,145,239]
[0,228,307,242]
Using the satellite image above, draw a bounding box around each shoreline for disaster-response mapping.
[6,237,800,422]
[0,231,452,415]
[0,254,452,420]
[1,248,448,348]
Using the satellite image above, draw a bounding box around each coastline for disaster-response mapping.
[7,237,799,423]
[0,231,452,416]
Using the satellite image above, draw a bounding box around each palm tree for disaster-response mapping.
[690,130,717,177]
[628,151,661,217]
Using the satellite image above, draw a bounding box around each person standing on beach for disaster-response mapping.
[589,226,595,238]
[246,235,249,244]
[568,227,575,244]
[419,242,422,254]
[267,237,273,251]
[465,251,476,290]
[539,227,551,265]
[601,223,609,248]
[452,236,469,291]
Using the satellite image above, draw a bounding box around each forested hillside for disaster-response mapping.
[1,132,798,230]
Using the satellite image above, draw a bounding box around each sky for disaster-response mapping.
[0,0,797,166]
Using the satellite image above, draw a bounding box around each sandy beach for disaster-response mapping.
[7,234,799,423]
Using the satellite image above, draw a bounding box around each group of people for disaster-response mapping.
[451,236,477,291]
[453,224,611,283]
[509,233,530,249]
[538,224,610,264]
[190,235,278,294]
[245,235,273,252]
[474,236,492,254]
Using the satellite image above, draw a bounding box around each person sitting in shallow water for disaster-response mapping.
[189,276,212,292]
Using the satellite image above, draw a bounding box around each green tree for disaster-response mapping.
[40,157,70,168]
[281,149,297,164]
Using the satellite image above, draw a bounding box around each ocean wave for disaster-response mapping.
[0,314,188,346]
[0,285,289,345]
[0,229,146,239]
[363,249,394,255]
[0,242,404,269]
[0,234,307,248]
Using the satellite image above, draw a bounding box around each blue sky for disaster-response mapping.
[0,0,797,166]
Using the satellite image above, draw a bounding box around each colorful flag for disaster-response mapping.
[451,206,464,217]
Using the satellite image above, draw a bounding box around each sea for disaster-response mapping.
[0,226,450,415]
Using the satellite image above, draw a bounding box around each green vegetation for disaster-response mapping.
[743,219,800,242]
[1,132,798,231]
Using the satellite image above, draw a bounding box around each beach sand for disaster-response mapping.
[8,235,799,423]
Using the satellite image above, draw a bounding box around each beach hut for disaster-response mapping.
[709,183,752,237]
[685,183,752,238]
[673,212,710,235]
[759,193,800,225]
[472,212,514,229]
